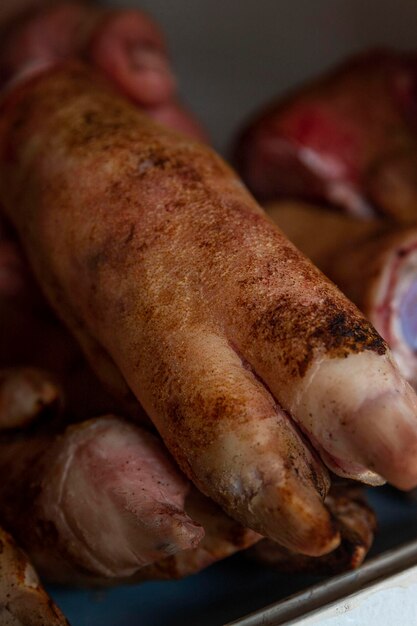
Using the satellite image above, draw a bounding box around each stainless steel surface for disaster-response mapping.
[229,539,417,625]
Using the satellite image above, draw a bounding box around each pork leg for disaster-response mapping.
[2,65,417,555]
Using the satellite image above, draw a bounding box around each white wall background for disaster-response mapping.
[104,0,417,153]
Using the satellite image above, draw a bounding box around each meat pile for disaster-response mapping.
[235,49,417,570]
[1,4,417,623]
[235,49,417,222]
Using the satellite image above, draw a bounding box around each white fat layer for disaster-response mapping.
[326,181,375,218]
[299,146,347,179]
[298,147,375,218]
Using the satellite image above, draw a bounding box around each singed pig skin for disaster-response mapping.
[2,65,417,555]
[0,416,205,583]
[267,201,417,388]
[0,0,205,420]
[0,526,69,626]
[0,0,207,416]
[235,49,417,222]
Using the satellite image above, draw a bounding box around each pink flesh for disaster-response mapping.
[0,3,88,85]
[281,105,361,185]
[376,244,417,346]
[88,10,175,107]
[400,278,417,351]
[376,254,405,343]
[0,4,206,141]
[236,50,417,214]
[0,417,204,580]
[370,242,417,390]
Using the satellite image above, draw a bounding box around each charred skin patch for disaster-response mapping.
[225,208,387,380]
[316,309,386,354]
[251,295,386,378]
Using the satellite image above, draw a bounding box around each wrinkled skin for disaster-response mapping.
[1,182,260,591]
[129,488,260,586]
[267,201,417,389]
[0,526,69,626]
[0,0,208,422]
[0,0,207,415]
[0,393,258,585]
[0,414,202,583]
[235,49,417,223]
[62,487,260,588]
[0,247,259,586]
[2,65,417,559]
